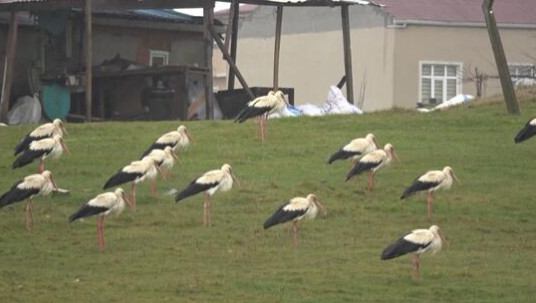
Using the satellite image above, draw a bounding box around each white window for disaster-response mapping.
[420,62,462,104]
[509,64,535,81]
[149,50,169,67]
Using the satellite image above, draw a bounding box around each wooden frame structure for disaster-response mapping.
[482,0,520,115]
[0,0,374,122]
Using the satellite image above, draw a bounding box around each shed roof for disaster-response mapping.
[378,0,536,26]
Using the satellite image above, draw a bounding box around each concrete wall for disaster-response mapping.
[392,25,536,109]
[234,5,395,111]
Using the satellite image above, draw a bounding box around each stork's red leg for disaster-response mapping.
[207,194,212,227]
[260,116,266,142]
[203,193,209,227]
[130,183,137,212]
[150,179,158,199]
[38,159,45,173]
[367,171,375,191]
[264,115,269,141]
[97,217,104,251]
[292,221,298,247]
[412,254,421,280]
[100,217,106,250]
[25,200,34,232]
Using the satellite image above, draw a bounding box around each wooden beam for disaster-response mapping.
[204,0,215,120]
[482,0,520,114]
[273,5,283,91]
[224,0,237,53]
[227,0,240,90]
[85,0,93,121]
[211,26,255,100]
[341,4,354,104]
[0,11,19,123]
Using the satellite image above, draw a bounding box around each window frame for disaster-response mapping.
[149,50,170,67]
[508,63,535,82]
[418,61,463,104]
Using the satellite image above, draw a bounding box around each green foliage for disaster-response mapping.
[0,100,535,302]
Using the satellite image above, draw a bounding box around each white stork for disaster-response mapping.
[175,164,240,227]
[12,134,70,173]
[328,133,379,165]
[142,146,179,181]
[103,157,162,210]
[515,117,536,143]
[140,125,193,158]
[69,188,134,251]
[14,119,67,156]
[0,170,58,231]
[263,194,326,247]
[234,90,288,142]
[401,166,461,220]
[381,225,445,280]
[345,143,399,191]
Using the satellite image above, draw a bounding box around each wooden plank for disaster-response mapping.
[204,0,215,120]
[273,5,283,91]
[227,0,240,90]
[482,0,519,114]
[0,12,19,123]
[224,0,238,53]
[85,0,93,121]
[211,26,255,100]
[341,4,354,104]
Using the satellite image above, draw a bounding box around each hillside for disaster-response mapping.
[0,96,535,302]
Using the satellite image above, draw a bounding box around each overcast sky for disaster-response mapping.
[174,2,232,16]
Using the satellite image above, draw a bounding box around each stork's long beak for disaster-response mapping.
[391,150,400,163]
[155,164,163,176]
[186,130,195,143]
[231,173,241,189]
[438,229,449,248]
[171,150,179,162]
[374,138,380,149]
[62,125,69,137]
[50,176,59,190]
[122,192,135,212]
[451,171,462,185]
[315,199,327,216]
[61,141,71,154]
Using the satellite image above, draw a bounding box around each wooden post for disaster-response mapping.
[227,0,240,90]
[273,5,283,91]
[224,0,237,54]
[211,26,255,100]
[482,0,520,114]
[203,0,215,120]
[0,12,19,123]
[341,4,354,104]
[85,0,93,121]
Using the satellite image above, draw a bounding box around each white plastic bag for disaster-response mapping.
[8,93,42,125]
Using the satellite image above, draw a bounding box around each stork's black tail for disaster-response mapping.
[515,124,536,143]
[103,172,138,190]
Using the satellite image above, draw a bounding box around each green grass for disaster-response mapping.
[1,98,536,302]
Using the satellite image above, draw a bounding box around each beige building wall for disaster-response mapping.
[236,26,395,111]
[393,26,536,109]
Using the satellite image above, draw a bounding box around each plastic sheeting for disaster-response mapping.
[297,86,363,117]
[7,94,42,125]
[417,94,474,113]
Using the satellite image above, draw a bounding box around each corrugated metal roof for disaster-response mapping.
[208,0,384,7]
[378,0,536,25]
[93,9,202,24]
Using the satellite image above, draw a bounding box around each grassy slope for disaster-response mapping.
[0,98,535,302]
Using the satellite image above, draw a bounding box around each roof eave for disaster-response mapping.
[391,19,536,29]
